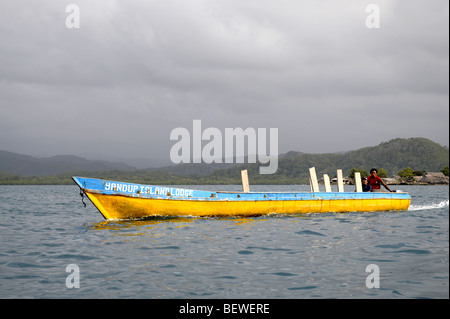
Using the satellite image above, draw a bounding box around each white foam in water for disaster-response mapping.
[409,200,449,211]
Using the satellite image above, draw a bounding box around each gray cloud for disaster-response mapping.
[0,0,448,164]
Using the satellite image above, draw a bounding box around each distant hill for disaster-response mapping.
[0,138,448,184]
[208,137,449,184]
[0,150,136,176]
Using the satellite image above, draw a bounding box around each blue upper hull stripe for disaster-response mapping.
[72,176,411,201]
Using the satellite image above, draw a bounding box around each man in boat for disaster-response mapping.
[367,168,394,192]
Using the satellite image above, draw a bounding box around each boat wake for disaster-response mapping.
[408,200,449,211]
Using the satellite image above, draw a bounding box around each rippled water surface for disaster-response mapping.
[0,185,448,299]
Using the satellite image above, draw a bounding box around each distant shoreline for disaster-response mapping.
[0,181,448,186]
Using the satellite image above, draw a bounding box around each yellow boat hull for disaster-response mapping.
[85,191,411,220]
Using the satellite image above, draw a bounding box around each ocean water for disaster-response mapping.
[0,184,448,299]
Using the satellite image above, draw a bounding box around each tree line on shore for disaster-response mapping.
[1,165,448,185]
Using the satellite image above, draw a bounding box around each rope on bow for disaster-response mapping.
[79,189,86,207]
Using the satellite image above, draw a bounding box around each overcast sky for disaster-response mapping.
[0,0,448,165]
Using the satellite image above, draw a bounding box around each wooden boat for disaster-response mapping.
[72,174,411,220]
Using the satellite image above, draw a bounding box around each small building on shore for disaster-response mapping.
[330,177,350,185]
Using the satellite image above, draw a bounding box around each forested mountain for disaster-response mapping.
[0,138,448,184]
[209,137,449,184]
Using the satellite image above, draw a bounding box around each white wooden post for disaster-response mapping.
[309,167,320,192]
[337,169,344,192]
[323,174,332,192]
[241,170,250,193]
[355,172,363,192]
